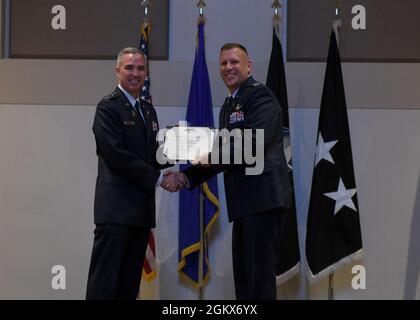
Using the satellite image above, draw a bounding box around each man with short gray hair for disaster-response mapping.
[86,47,177,299]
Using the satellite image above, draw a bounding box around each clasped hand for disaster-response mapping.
[161,170,187,192]
[161,153,210,192]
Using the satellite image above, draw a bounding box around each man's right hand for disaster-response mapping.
[161,170,187,192]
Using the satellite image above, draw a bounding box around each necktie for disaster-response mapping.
[134,100,146,125]
[224,96,234,127]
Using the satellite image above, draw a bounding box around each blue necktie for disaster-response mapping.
[134,100,146,124]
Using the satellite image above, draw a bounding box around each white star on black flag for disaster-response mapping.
[315,133,338,166]
[305,31,363,283]
[324,178,357,215]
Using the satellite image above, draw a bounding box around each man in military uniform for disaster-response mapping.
[182,43,291,299]
[86,47,178,299]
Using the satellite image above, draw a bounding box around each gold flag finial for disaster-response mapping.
[332,0,343,47]
[197,0,206,11]
[141,0,152,24]
[197,0,206,24]
[271,0,282,27]
[271,0,281,11]
[334,0,342,17]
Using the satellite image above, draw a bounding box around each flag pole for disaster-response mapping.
[327,0,342,301]
[198,184,204,299]
[196,0,207,300]
[328,274,334,300]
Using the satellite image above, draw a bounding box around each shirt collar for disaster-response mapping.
[229,75,251,98]
[118,84,139,108]
[230,88,240,99]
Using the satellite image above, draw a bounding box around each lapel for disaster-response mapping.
[220,77,254,128]
[124,102,148,134]
[234,76,254,102]
[220,97,229,129]
[115,87,148,133]
[140,100,153,142]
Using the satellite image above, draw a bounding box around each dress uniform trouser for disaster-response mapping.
[232,207,286,300]
[86,224,149,300]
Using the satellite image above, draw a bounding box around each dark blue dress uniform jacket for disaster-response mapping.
[92,87,168,228]
[183,77,291,221]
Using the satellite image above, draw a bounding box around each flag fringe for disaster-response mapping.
[306,249,363,284]
[202,182,221,235]
[142,269,157,282]
[276,262,300,285]
[178,255,212,289]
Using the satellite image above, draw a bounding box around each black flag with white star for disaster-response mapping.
[266,27,301,284]
[305,31,363,282]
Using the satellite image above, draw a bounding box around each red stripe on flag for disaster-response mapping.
[142,230,157,281]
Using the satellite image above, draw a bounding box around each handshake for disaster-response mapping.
[160,170,188,193]
[160,152,211,192]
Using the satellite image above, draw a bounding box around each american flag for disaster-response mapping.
[139,22,156,281]
[139,23,152,104]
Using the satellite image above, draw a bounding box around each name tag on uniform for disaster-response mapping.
[123,120,136,126]
[229,111,244,124]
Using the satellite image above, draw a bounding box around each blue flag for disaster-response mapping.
[178,21,220,287]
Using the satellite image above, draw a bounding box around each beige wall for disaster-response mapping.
[2,60,420,109]
[0,0,3,57]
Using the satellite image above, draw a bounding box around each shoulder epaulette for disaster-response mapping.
[103,89,121,101]
[108,90,121,100]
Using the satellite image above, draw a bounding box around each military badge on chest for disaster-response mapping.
[229,103,244,124]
